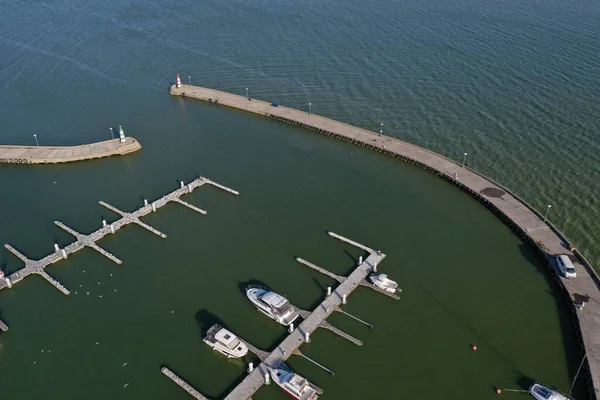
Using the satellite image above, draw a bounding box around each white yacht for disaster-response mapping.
[270,367,319,400]
[203,324,248,358]
[246,285,299,326]
[529,383,569,400]
[369,273,401,293]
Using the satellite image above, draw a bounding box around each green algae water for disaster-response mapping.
[0,0,598,399]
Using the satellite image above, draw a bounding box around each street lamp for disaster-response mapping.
[308,102,312,115]
[379,123,384,136]
[462,152,468,168]
[188,76,191,86]
[544,204,552,222]
[33,134,39,147]
[109,127,114,139]
[245,87,249,100]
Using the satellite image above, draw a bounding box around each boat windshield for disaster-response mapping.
[227,338,241,350]
[566,267,576,273]
[532,386,553,399]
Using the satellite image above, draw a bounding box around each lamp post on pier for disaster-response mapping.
[109,127,114,139]
[544,204,552,222]
[379,123,383,136]
[462,152,468,168]
[188,76,191,86]
[245,87,249,100]
[33,134,39,147]
[308,102,312,115]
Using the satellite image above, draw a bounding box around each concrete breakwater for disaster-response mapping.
[170,83,600,399]
[0,137,141,164]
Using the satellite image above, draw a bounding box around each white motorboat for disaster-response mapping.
[203,324,248,358]
[270,367,319,400]
[369,273,401,293]
[246,285,299,326]
[529,383,569,400]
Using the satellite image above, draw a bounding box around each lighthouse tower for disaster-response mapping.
[176,74,182,88]
[118,125,126,143]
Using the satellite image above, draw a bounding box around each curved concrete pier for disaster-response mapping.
[0,137,141,164]
[171,83,600,399]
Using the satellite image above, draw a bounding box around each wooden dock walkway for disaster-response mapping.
[162,367,208,400]
[223,234,386,400]
[0,176,238,296]
[0,138,141,164]
[172,83,600,397]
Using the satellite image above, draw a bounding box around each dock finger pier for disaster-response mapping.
[162,232,400,400]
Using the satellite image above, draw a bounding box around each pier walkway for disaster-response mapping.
[0,138,141,164]
[161,233,393,400]
[223,233,386,400]
[171,83,600,398]
[0,176,238,295]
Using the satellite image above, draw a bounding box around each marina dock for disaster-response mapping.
[0,137,141,164]
[0,176,238,295]
[163,232,393,400]
[171,83,600,398]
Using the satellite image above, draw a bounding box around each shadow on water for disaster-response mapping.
[517,244,589,398]
[194,309,226,338]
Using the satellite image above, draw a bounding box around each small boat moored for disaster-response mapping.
[529,383,570,400]
[270,367,319,400]
[246,285,299,326]
[203,324,248,358]
[369,273,401,293]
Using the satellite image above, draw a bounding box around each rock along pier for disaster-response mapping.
[0,176,238,296]
[162,232,396,400]
[171,82,600,398]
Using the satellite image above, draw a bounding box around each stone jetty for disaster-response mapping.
[171,83,600,398]
[0,137,141,164]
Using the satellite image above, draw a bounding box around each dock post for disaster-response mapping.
[54,243,60,252]
[102,220,107,227]
[264,372,270,385]
[187,184,192,192]
[6,277,12,288]
[288,322,294,333]
[305,331,311,343]
[151,203,156,212]
[180,181,184,189]
[247,362,254,373]
[359,256,363,264]
[144,199,148,207]
[342,294,347,304]
[61,249,68,259]
[373,262,377,272]
[110,224,115,234]
[327,286,331,296]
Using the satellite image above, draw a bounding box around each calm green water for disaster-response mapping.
[0,0,598,399]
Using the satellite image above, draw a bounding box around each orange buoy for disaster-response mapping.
[496,388,502,394]
[471,344,478,351]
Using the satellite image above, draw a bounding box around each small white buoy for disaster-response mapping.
[110,274,113,277]
[96,342,99,345]
[34,361,36,364]
[114,289,117,292]
[124,383,129,388]
[87,292,90,295]
[99,295,103,298]
[171,311,174,314]
[123,362,128,367]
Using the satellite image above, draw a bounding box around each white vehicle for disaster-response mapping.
[270,367,319,400]
[529,382,569,400]
[369,273,401,293]
[246,285,299,326]
[203,324,248,358]
[556,255,576,279]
